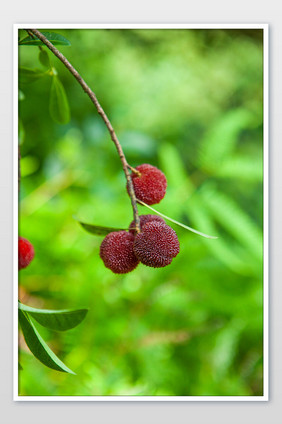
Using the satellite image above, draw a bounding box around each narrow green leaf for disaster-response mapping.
[74,217,127,236]
[19,309,75,374]
[19,302,88,331]
[19,67,46,84]
[18,119,25,145]
[19,31,71,46]
[18,362,23,370]
[185,194,255,275]
[198,108,255,172]
[199,184,263,259]
[49,75,70,124]
[138,200,218,239]
[39,49,51,68]
[215,156,263,182]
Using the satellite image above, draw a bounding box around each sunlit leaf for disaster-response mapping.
[19,302,88,331]
[199,183,263,260]
[184,194,256,275]
[19,90,25,101]
[215,156,263,181]
[49,75,70,124]
[19,309,75,374]
[20,156,40,177]
[198,108,255,172]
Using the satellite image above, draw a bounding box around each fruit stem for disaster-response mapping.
[27,29,140,232]
[127,164,142,177]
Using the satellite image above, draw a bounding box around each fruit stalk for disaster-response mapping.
[27,29,140,232]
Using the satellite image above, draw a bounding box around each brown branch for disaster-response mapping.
[27,28,140,232]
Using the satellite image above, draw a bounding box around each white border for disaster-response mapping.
[13,23,269,402]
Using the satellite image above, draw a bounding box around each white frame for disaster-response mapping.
[13,23,269,401]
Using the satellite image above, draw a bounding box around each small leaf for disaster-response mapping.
[18,363,23,370]
[19,90,25,101]
[74,217,127,236]
[138,200,218,239]
[19,67,46,84]
[49,75,70,124]
[19,302,88,331]
[18,119,25,145]
[19,309,75,374]
[19,31,71,46]
[39,49,51,68]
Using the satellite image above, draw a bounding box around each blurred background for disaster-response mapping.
[18,28,264,396]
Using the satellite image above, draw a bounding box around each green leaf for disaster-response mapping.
[18,362,23,370]
[19,90,25,101]
[49,75,70,124]
[18,119,25,145]
[199,184,263,260]
[19,67,46,84]
[198,108,255,172]
[184,194,255,275]
[137,200,218,239]
[215,155,263,182]
[74,217,128,236]
[39,49,51,68]
[19,309,75,374]
[19,31,71,46]
[19,302,88,331]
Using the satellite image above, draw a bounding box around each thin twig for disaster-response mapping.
[27,29,140,232]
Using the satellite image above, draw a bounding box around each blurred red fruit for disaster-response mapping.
[19,237,35,270]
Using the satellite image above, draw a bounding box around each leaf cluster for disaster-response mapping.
[19,302,88,374]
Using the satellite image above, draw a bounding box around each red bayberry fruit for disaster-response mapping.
[128,164,167,205]
[18,237,35,270]
[100,231,139,274]
[129,214,165,234]
[133,221,180,268]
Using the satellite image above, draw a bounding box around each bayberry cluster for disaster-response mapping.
[100,164,180,274]
[100,215,179,273]
[18,237,35,270]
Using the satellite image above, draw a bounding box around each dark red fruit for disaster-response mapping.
[133,221,180,268]
[128,164,167,205]
[100,231,139,274]
[129,214,165,234]
[19,237,35,270]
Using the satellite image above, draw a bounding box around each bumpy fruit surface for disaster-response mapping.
[133,221,180,268]
[129,214,165,234]
[128,164,167,205]
[19,237,35,270]
[100,231,139,274]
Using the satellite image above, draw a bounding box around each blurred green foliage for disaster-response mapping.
[18,28,264,396]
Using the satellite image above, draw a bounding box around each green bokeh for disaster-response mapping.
[18,28,263,396]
